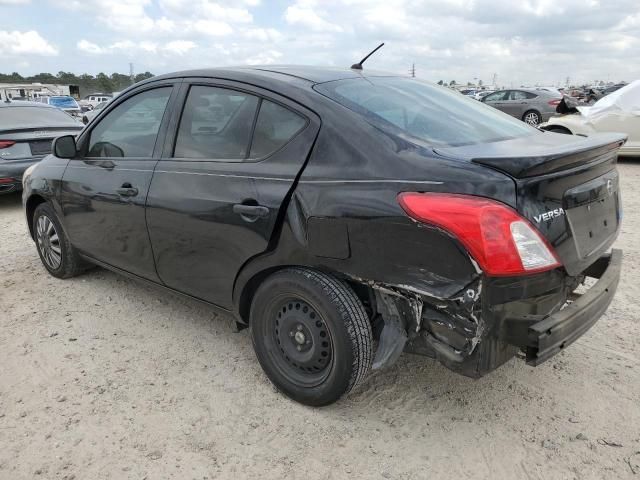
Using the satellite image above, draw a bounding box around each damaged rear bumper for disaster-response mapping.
[505,249,621,365]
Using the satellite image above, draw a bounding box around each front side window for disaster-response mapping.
[87,87,171,158]
[484,91,508,102]
[315,78,535,147]
[174,86,259,160]
[249,100,306,158]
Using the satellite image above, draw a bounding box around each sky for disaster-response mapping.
[1,0,639,86]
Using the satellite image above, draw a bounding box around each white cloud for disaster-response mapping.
[77,38,196,57]
[0,30,58,56]
[163,40,196,55]
[77,39,105,54]
[244,49,283,65]
[242,28,284,43]
[285,2,343,32]
[191,19,234,36]
[52,0,157,32]
[0,0,30,4]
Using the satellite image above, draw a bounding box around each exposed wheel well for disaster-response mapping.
[25,194,47,239]
[238,266,287,324]
[543,125,573,135]
[237,266,374,325]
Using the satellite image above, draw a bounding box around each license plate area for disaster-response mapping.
[564,171,619,259]
[29,139,53,156]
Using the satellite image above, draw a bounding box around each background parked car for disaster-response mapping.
[82,100,109,124]
[481,88,561,125]
[542,80,640,156]
[79,93,113,110]
[0,101,83,194]
[36,95,82,118]
[473,90,494,100]
[602,83,627,96]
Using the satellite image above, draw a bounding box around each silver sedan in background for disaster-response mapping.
[0,101,83,194]
[481,88,561,125]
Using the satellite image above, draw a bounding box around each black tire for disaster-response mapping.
[33,203,87,279]
[522,109,542,126]
[250,268,373,406]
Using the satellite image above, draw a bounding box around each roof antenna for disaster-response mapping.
[351,43,385,70]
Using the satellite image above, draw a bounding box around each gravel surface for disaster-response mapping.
[1,160,639,479]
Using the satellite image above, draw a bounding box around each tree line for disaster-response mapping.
[0,71,155,94]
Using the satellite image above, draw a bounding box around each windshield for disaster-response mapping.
[49,97,79,109]
[315,77,536,147]
[0,106,81,129]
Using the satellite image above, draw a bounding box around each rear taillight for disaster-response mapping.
[0,177,15,184]
[548,99,561,106]
[0,140,15,149]
[397,193,561,276]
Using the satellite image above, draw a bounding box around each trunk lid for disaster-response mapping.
[0,127,83,161]
[435,132,626,275]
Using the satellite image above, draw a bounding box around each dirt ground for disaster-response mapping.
[1,161,639,480]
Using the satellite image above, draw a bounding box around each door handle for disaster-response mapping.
[116,183,138,197]
[233,203,269,219]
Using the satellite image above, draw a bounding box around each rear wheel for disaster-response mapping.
[33,203,87,279]
[250,268,373,406]
[523,110,542,126]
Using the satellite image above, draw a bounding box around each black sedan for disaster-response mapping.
[0,101,83,195]
[22,66,623,406]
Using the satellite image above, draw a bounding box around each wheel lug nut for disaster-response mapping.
[297,325,303,331]
[289,331,294,337]
[296,345,302,351]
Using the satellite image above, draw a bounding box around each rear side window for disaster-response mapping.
[87,87,171,158]
[174,86,259,160]
[249,100,306,158]
[315,78,534,147]
[510,91,536,100]
[484,91,508,101]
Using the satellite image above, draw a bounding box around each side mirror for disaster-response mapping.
[53,135,77,159]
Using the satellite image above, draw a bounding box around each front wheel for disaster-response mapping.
[33,203,87,279]
[250,268,373,406]
[523,110,542,126]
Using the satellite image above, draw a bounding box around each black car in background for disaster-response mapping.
[0,101,83,195]
[22,67,623,406]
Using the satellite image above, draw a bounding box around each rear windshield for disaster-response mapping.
[0,106,80,129]
[49,97,79,109]
[314,77,536,147]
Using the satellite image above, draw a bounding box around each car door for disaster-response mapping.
[482,90,510,114]
[504,90,535,118]
[146,80,320,308]
[59,81,179,281]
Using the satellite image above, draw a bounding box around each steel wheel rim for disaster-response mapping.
[268,297,334,387]
[36,214,62,270]
[525,112,540,125]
